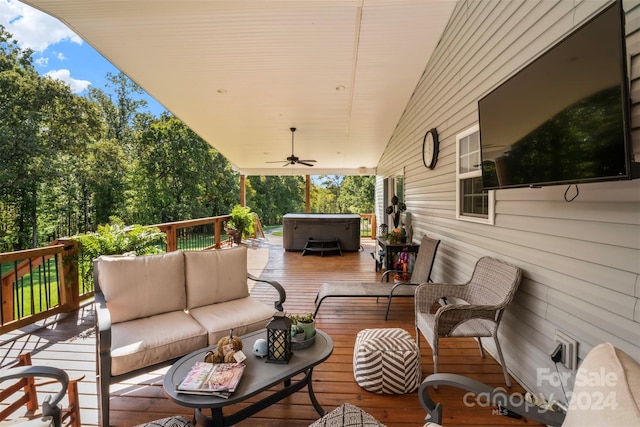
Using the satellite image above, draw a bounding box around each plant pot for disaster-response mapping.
[233,232,242,244]
[296,320,316,340]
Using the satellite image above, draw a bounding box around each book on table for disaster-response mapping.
[177,362,245,398]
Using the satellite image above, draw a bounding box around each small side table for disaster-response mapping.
[376,237,420,278]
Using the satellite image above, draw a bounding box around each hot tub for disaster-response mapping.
[283,214,361,251]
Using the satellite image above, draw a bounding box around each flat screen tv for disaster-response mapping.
[478,0,637,190]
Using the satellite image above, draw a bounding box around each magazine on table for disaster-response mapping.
[177,362,245,398]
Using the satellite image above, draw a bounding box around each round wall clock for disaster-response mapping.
[422,128,439,169]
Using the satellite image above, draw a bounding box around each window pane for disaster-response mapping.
[460,177,488,217]
[460,133,481,174]
[456,126,492,223]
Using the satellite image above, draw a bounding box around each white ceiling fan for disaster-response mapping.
[266,127,316,167]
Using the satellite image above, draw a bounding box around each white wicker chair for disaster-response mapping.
[415,257,522,387]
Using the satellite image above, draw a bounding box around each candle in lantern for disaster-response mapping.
[273,334,284,359]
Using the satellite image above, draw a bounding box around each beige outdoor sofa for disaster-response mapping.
[93,246,285,427]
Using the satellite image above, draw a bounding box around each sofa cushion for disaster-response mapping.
[110,310,207,376]
[188,296,275,345]
[562,342,640,427]
[184,247,249,310]
[97,251,186,324]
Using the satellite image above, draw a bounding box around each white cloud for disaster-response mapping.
[56,52,66,61]
[34,56,48,67]
[0,0,82,52]
[44,69,91,94]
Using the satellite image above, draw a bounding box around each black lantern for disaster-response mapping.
[266,312,292,364]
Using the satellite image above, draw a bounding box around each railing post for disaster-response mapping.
[306,175,311,213]
[59,238,80,310]
[1,266,15,325]
[371,214,377,239]
[214,219,222,249]
[240,175,246,207]
[166,225,177,252]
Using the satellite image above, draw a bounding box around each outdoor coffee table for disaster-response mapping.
[163,328,334,426]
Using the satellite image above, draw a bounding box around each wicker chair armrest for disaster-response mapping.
[434,304,498,336]
[415,283,468,313]
[419,373,565,427]
[248,273,286,311]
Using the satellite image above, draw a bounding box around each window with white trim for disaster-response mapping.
[456,125,494,224]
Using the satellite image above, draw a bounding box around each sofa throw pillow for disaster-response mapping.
[184,246,249,310]
[97,250,186,324]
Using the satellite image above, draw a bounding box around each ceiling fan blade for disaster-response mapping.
[298,161,315,167]
[298,159,316,163]
[266,160,288,164]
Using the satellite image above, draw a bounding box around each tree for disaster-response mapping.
[85,72,149,225]
[129,114,238,224]
[338,176,375,213]
[309,175,374,214]
[88,72,147,143]
[0,27,102,248]
[316,175,344,212]
[246,176,305,225]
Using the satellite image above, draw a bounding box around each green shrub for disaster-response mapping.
[74,217,166,287]
[227,205,255,238]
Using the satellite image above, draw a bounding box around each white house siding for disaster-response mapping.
[376,0,640,398]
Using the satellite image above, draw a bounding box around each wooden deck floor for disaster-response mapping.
[0,235,543,427]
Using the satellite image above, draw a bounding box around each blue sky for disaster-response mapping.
[1,0,167,116]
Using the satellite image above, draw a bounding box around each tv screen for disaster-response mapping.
[478,1,633,190]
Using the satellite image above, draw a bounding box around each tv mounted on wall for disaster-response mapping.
[478,0,638,190]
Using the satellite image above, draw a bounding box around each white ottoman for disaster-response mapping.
[353,328,421,394]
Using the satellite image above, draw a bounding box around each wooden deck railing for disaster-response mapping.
[0,212,375,334]
[360,213,376,239]
[152,215,232,252]
[0,242,77,332]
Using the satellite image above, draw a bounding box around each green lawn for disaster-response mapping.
[1,258,61,319]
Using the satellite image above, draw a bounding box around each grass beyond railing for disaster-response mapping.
[0,243,77,331]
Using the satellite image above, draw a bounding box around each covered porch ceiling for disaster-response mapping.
[23,0,456,176]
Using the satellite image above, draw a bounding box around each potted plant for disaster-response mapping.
[227,205,255,244]
[287,312,315,340]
